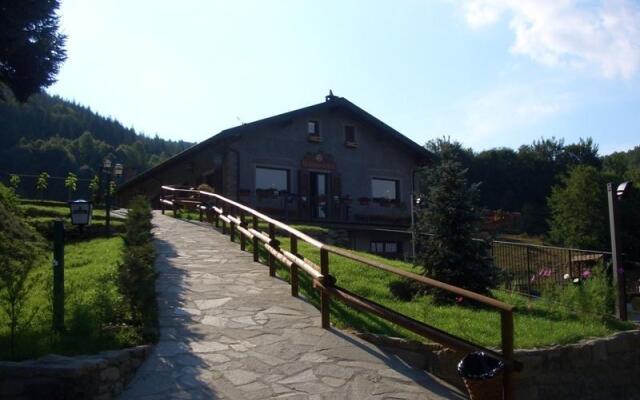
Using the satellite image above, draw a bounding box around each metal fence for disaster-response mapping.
[491,241,611,294]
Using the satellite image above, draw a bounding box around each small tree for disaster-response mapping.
[35,172,50,199]
[0,184,44,357]
[414,139,499,301]
[88,175,100,201]
[9,174,20,192]
[64,172,78,200]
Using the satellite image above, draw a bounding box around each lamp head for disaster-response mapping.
[617,181,633,199]
[114,163,123,177]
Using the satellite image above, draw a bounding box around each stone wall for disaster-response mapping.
[0,345,151,400]
[356,329,640,400]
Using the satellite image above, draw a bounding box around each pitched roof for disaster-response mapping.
[118,94,430,191]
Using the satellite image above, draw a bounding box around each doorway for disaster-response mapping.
[310,172,328,219]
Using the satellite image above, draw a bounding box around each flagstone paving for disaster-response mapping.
[119,212,465,399]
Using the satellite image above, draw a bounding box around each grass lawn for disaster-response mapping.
[172,212,636,349]
[0,201,140,361]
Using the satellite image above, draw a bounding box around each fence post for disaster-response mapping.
[268,222,276,276]
[252,216,259,262]
[290,235,299,297]
[320,248,330,329]
[53,220,65,333]
[501,310,515,400]
[526,245,532,294]
[161,195,165,214]
[240,211,246,251]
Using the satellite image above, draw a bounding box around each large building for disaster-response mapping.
[118,93,430,258]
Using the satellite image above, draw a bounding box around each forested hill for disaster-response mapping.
[0,93,192,182]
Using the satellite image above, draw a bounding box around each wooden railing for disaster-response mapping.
[160,185,522,398]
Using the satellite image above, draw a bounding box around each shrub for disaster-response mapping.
[118,196,157,340]
[0,183,45,357]
[542,264,614,318]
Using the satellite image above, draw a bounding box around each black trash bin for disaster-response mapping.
[457,352,505,400]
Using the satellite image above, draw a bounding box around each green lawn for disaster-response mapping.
[172,213,636,349]
[0,236,139,360]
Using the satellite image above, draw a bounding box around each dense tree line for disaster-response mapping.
[0,92,191,191]
[432,137,640,257]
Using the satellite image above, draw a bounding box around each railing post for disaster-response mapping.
[240,210,246,251]
[214,198,219,228]
[199,193,203,222]
[161,195,165,214]
[290,234,299,297]
[221,203,227,234]
[172,200,177,217]
[252,216,259,262]
[320,248,330,329]
[268,222,276,276]
[501,310,515,400]
[230,206,236,242]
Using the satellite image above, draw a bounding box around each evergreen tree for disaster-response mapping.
[415,138,499,300]
[0,0,67,101]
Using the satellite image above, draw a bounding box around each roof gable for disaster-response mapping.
[119,94,430,190]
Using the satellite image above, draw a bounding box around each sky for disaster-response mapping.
[49,0,640,154]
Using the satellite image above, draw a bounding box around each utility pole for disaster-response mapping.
[607,183,627,321]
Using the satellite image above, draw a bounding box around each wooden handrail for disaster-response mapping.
[325,245,514,312]
[160,185,520,398]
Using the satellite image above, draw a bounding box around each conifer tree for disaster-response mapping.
[414,138,499,300]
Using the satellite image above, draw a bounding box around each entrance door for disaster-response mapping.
[310,172,328,219]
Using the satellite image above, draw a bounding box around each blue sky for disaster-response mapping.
[49,0,640,154]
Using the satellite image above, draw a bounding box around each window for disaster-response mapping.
[308,120,320,135]
[255,167,289,191]
[344,125,356,143]
[370,241,401,254]
[371,178,399,200]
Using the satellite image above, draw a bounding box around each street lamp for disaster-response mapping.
[102,159,124,234]
[607,181,633,321]
[69,199,93,228]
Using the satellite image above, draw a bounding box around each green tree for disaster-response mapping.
[9,174,20,192]
[0,0,67,101]
[35,172,49,199]
[64,172,78,199]
[0,183,44,357]
[415,138,499,300]
[547,165,609,250]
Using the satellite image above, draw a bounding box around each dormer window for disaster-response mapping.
[308,120,321,142]
[344,125,357,147]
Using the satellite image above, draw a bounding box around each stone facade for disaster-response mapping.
[356,329,640,400]
[0,345,151,400]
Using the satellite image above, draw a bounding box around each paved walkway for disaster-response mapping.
[120,213,464,399]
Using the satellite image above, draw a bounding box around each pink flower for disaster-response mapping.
[456,296,464,303]
[581,270,591,279]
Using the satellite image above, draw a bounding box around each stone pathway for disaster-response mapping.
[119,213,465,399]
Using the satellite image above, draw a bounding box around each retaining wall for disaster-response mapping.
[0,345,151,400]
[357,329,640,400]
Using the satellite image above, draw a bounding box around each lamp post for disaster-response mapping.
[607,181,633,321]
[102,159,123,234]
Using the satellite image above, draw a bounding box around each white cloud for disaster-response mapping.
[462,0,640,79]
